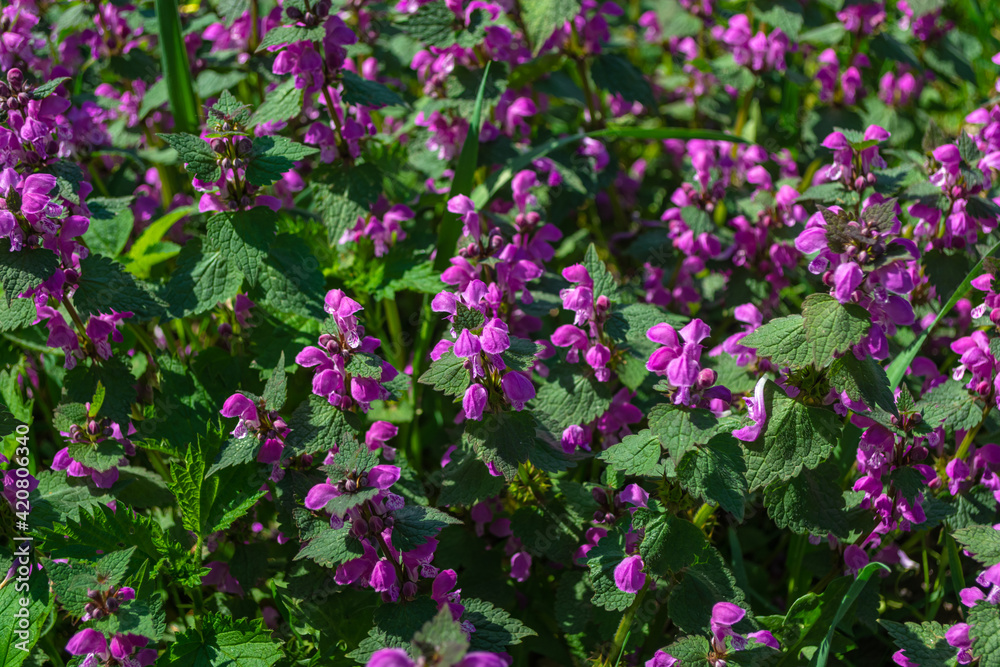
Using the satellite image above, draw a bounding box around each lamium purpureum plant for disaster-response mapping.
[6,0,1000,665]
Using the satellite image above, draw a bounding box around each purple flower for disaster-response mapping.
[733,378,767,442]
[645,650,678,667]
[946,623,973,665]
[220,393,259,439]
[463,383,488,421]
[613,554,645,593]
[500,372,534,410]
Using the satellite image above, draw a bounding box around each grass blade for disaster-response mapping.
[810,562,889,667]
[155,0,200,135]
[434,61,493,271]
[885,237,1000,389]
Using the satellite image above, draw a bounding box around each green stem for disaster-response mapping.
[601,583,649,667]
[382,298,406,371]
[692,502,714,529]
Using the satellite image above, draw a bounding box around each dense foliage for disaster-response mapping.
[4,0,1000,665]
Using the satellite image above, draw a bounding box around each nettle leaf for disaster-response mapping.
[582,243,620,303]
[162,240,244,318]
[828,352,898,417]
[46,560,98,616]
[463,410,538,481]
[46,503,168,563]
[74,254,169,319]
[502,336,542,372]
[881,620,955,667]
[953,525,1000,567]
[206,434,260,477]
[64,356,136,425]
[918,379,985,436]
[284,394,364,457]
[159,132,221,181]
[585,530,635,611]
[438,450,506,505]
[533,368,612,435]
[250,234,326,318]
[390,505,462,552]
[255,23,325,51]
[67,437,125,472]
[970,603,1000,667]
[206,207,277,285]
[668,546,746,634]
[675,434,749,520]
[294,518,365,569]
[757,5,803,39]
[412,608,469,664]
[417,348,470,398]
[0,289,35,331]
[522,0,578,54]
[800,294,871,368]
[341,70,405,108]
[403,0,480,48]
[860,197,898,232]
[453,303,486,332]
[324,438,380,479]
[463,597,537,652]
[634,510,710,577]
[590,52,655,108]
[764,463,854,538]
[84,197,134,257]
[246,135,319,187]
[312,163,382,245]
[262,352,287,409]
[741,381,842,492]
[349,597,437,663]
[161,613,283,667]
[739,315,814,369]
[600,429,663,477]
[0,562,51,665]
[649,404,723,460]
[250,78,303,127]
[0,241,58,305]
[208,90,251,126]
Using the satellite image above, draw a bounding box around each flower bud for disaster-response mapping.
[237,138,253,155]
[64,269,80,284]
[0,83,9,97]
[285,6,304,19]
[211,138,226,154]
[854,176,866,190]
[696,368,717,389]
[304,11,316,25]
[369,515,384,534]
[17,92,28,106]
[344,478,357,493]
[351,518,368,537]
[401,581,418,599]
[7,68,23,90]
[593,510,605,522]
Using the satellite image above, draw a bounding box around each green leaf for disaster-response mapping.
[206,434,260,477]
[649,405,723,459]
[800,294,871,368]
[341,70,405,108]
[582,243,620,302]
[533,368,612,435]
[65,356,137,425]
[206,208,277,285]
[599,429,663,477]
[828,353,899,417]
[757,5,803,39]
[73,254,169,319]
[417,348,470,398]
[742,382,842,492]
[591,53,655,108]
[970,603,1000,667]
[283,395,364,457]
[0,241,58,306]
[162,240,244,318]
[154,0,199,134]
[585,530,635,611]
[676,435,748,520]
[764,463,854,538]
[0,289,35,331]
[404,1,461,47]
[438,450,506,506]
[250,78,303,127]
[84,197,134,257]
[294,520,365,569]
[250,234,325,318]
[668,546,745,634]
[635,511,709,577]
[46,503,168,563]
[953,524,1000,567]
[463,410,538,481]
[312,163,383,245]
[161,613,283,667]
[886,236,1000,390]
[0,564,51,667]
[918,379,985,436]
[522,0,577,54]
[434,61,493,271]
[390,505,462,552]
[125,204,197,275]
[159,133,220,181]
[348,598,437,663]
[739,315,814,369]
[246,136,319,187]
[462,597,537,652]
[880,620,956,667]
[811,562,890,667]
[67,437,126,472]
